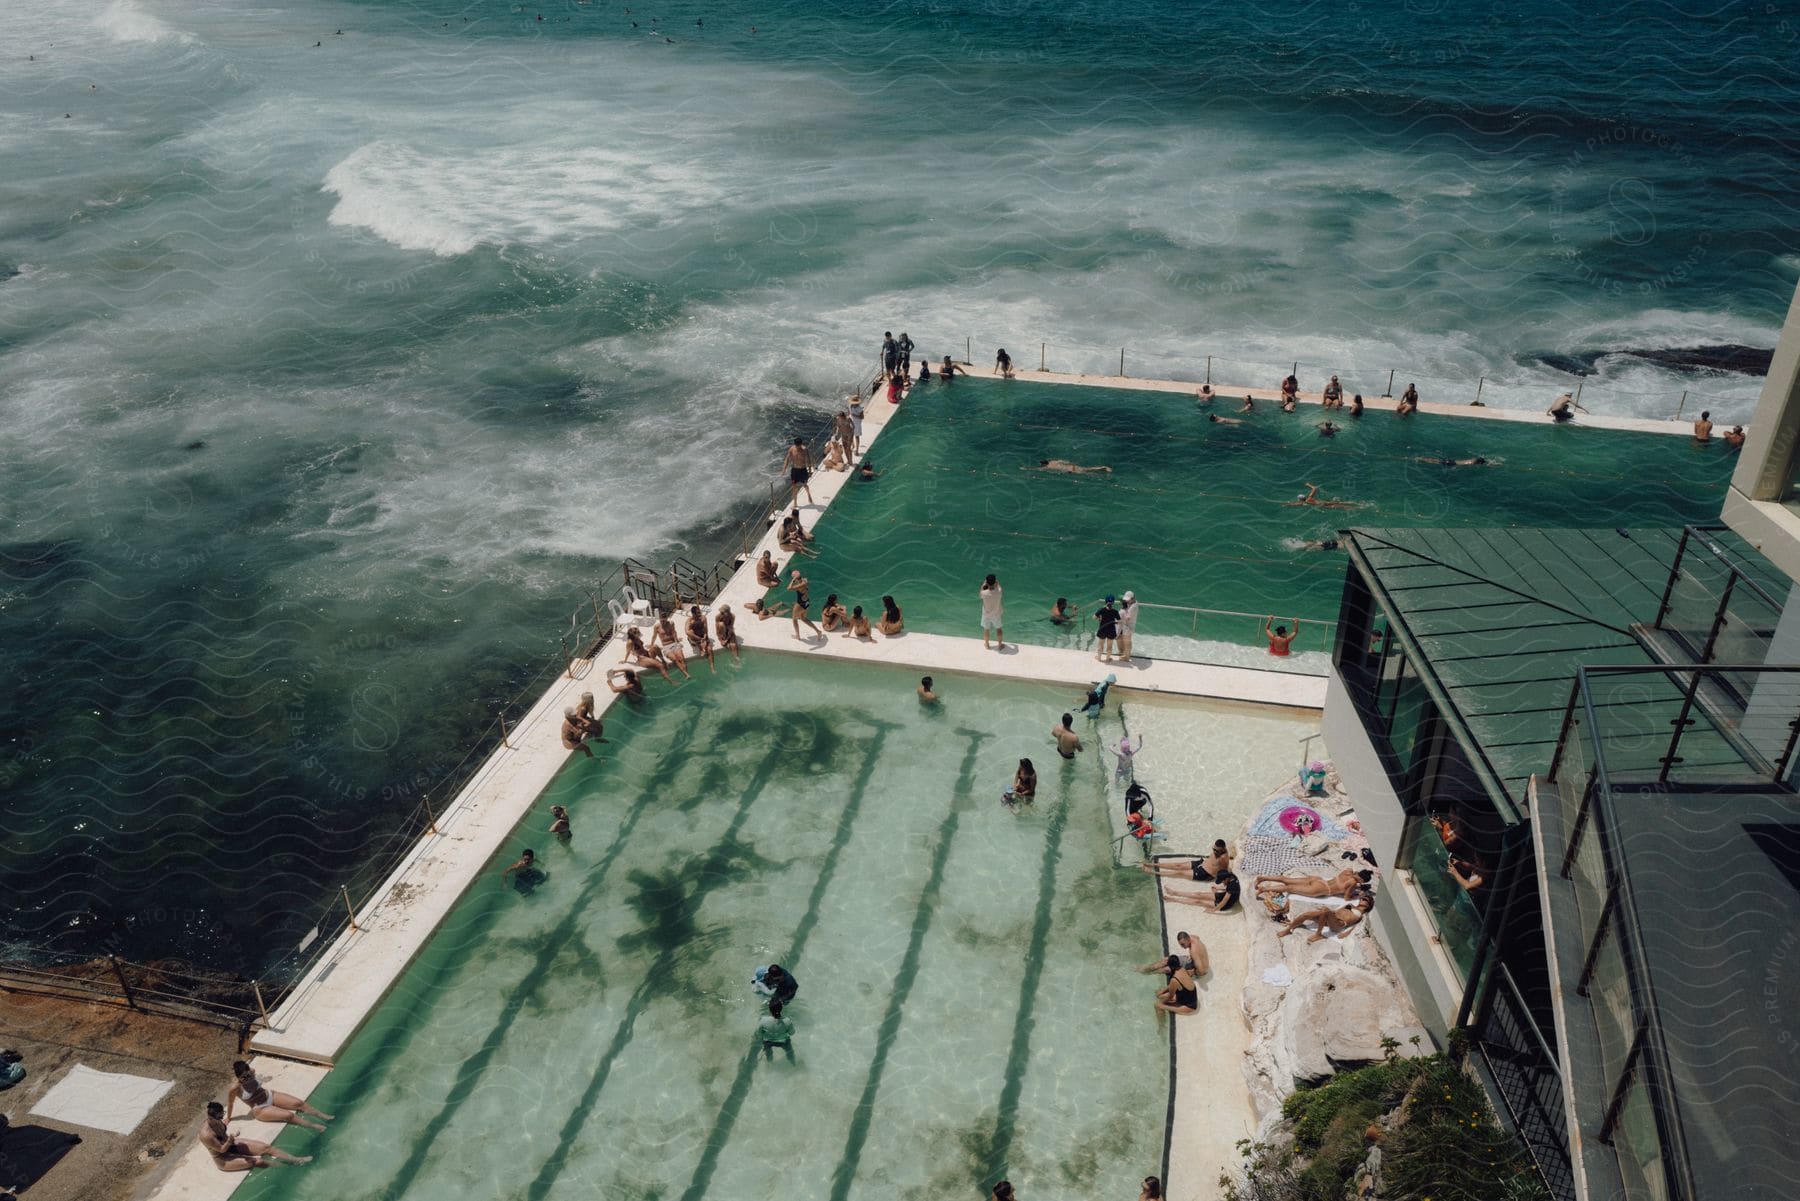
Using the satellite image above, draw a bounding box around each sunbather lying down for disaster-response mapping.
[1255,867,1372,900]
[1275,895,1372,943]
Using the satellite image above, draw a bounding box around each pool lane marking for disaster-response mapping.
[364,714,773,1201]
[972,728,1092,1188]
[527,716,900,1201]
[821,728,990,1201]
[286,701,712,1157]
[671,715,912,1201]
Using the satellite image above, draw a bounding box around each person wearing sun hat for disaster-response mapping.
[1117,590,1139,660]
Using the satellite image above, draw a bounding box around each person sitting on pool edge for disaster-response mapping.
[1162,870,1241,913]
[846,605,873,639]
[1136,929,1208,977]
[1153,954,1199,1016]
[606,667,647,697]
[1138,839,1230,883]
[877,595,904,635]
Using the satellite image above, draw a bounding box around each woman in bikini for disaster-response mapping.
[228,1061,332,1132]
[685,605,716,669]
[1153,955,1199,1015]
[201,1102,310,1171]
[1277,894,1374,942]
[877,595,903,635]
[623,629,676,682]
[847,605,872,638]
[1255,867,1373,900]
[651,612,694,679]
[819,594,849,632]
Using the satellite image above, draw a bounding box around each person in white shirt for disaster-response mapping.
[1117,590,1139,659]
[979,573,1005,649]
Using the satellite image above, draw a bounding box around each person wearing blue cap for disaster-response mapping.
[1094,595,1121,660]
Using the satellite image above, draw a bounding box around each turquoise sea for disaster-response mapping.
[1,0,1795,973]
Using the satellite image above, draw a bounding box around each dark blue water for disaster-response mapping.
[1,0,1794,976]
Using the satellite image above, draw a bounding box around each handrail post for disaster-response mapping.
[1040,342,1045,371]
[1674,389,1687,420]
[252,979,270,1025]
[1119,347,1125,376]
[498,711,514,750]
[1653,526,1691,630]
[1473,376,1484,406]
[342,886,361,932]
[1205,354,1212,385]
[422,794,440,836]
[1657,669,1704,785]
[1382,369,1394,397]
[109,954,138,1010]
[1699,573,1738,663]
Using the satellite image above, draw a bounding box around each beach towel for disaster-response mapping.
[28,1065,172,1135]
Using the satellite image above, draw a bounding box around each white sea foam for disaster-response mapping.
[94,0,192,45]
[322,140,726,258]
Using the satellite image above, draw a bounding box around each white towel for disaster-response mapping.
[1262,964,1294,987]
[30,1064,174,1134]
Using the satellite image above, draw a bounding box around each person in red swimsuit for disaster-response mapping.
[1265,617,1299,656]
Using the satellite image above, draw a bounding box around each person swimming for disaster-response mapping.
[1028,459,1111,474]
[1287,483,1358,510]
[1416,455,1491,467]
[1208,413,1243,425]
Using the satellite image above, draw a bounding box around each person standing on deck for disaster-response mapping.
[846,395,865,456]
[880,331,898,379]
[1094,595,1121,661]
[1117,590,1139,660]
[980,573,1005,650]
[783,437,814,507]
[897,332,914,374]
[994,347,1014,377]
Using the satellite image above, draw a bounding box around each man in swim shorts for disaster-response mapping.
[1051,713,1083,759]
[784,437,813,506]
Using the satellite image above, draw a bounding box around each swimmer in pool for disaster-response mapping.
[1300,538,1342,551]
[549,805,571,837]
[1050,713,1084,759]
[1196,384,1214,404]
[918,675,938,703]
[1317,421,1338,437]
[1287,483,1358,510]
[1239,395,1255,412]
[502,848,536,880]
[1027,459,1112,474]
[606,667,646,698]
[1415,455,1491,467]
[1208,413,1243,425]
[1049,597,1075,624]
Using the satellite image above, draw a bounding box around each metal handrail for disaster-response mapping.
[1563,666,1699,1201]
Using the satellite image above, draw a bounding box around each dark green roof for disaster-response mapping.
[1345,526,1783,800]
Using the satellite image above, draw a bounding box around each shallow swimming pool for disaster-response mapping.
[239,657,1204,1201]
[790,378,1733,663]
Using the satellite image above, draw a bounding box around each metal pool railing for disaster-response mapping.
[1066,601,1338,673]
[936,332,1748,422]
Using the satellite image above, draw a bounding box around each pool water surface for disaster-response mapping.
[787,379,1734,659]
[238,656,1174,1201]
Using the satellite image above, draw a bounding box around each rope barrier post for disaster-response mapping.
[342,886,361,931]
[109,954,138,1010]
[1474,376,1484,406]
[252,980,270,1025]
[1383,369,1395,398]
[1674,389,1686,420]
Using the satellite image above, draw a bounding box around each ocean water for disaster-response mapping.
[1,0,1795,974]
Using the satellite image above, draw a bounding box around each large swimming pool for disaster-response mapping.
[239,657,1191,1201]
[786,378,1734,663]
